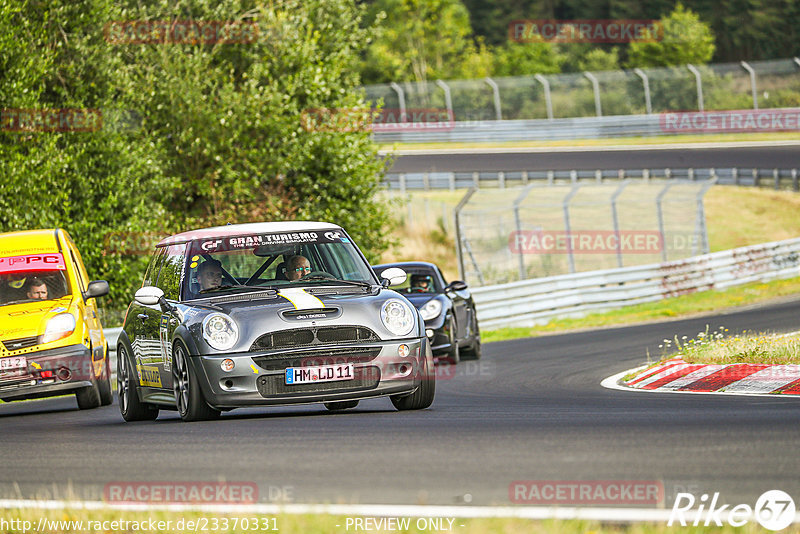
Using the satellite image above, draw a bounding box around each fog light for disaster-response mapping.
[398,344,410,357]
[426,329,434,339]
[220,359,235,372]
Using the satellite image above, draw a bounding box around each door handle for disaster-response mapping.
[137,313,148,323]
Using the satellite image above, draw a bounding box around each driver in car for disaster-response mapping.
[197,259,224,291]
[286,255,312,281]
[409,274,433,293]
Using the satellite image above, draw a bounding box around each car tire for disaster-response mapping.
[97,345,113,406]
[391,341,435,411]
[172,341,220,422]
[460,313,481,360]
[324,400,359,411]
[117,342,159,421]
[446,316,460,365]
[75,378,102,410]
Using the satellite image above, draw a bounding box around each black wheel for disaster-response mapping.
[172,342,220,422]
[117,342,159,421]
[391,342,435,411]
[446,316,460,364]
[75,379,101,410]
[97,345,113,406]
[460,313,481,361]
[324,400,359,411]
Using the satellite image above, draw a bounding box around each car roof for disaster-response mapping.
[0,229,61,255]
[157,221,343,247]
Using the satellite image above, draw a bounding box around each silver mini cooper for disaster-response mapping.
[117,222,435,422]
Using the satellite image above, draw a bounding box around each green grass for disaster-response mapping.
[0,507,778,534]
[482,276,800,343]
[659,326,800,365]
[379,131,800,152]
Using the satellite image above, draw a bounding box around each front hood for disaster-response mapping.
[182,287,419,353]
[0,297,73,340]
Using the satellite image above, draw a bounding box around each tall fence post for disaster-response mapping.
[454,188,477,283]
[686,64,704,112]
[389,82,407,122]
[534,74,554,120]
[584,72,602,117]
[610,180,631,268]
[740,61,758,110]
[656,183,674,262]
[435,80,453,121]
[696,178,716,255]
[513,184,537,280]
[562,185,582,273]
[485,77,503,121]
[634,68,652,114]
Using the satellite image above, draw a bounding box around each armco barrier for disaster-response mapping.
[471,237,800,329]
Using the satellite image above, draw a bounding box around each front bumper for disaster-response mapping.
[193,338,427,409]
[0,344,95,401]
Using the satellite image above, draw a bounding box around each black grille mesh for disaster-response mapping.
[251,326,379,351]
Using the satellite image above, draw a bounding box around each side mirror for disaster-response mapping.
[379,267,407,288]
[134,286,164,306]
[447,280,468,292]
[84,280,109,300]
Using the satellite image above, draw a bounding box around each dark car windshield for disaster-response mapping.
[183,230,377,299]
[374,266,441,294]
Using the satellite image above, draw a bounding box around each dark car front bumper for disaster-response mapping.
[0,344,95,401]
[192,338,427,409]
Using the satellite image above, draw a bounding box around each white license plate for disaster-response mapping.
[0,356,27,371]
[285,363,354,385]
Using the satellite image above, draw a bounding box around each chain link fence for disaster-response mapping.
[454,181,713,286]
[363,58,800,122]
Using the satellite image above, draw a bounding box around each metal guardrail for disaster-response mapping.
[384,168,800,192]
[471,237,800,329]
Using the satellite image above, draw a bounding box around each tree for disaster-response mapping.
[361,0,492,84]
[626,3,715,68]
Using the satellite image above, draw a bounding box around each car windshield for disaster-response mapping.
[183,230,377,299]
[0,253,71,306]
[375,266,440,294]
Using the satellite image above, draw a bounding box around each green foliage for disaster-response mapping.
[627,3,715,68]
[491,41,563,77]
[361,0,492,84]
[1,0,392,320]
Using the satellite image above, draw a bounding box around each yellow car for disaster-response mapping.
[0,229,112,409]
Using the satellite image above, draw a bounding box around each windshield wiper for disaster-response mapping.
[297,277,374,288]
[198,284,271,294]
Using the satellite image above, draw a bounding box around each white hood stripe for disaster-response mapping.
[278,288,324,310]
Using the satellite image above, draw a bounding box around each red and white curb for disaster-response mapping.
[603,358,800,396]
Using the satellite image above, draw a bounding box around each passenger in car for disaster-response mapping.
[197,259,224,291]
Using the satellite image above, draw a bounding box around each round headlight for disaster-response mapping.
[381,299,415,337]
[419,299,442,321]
[203,313,239,351]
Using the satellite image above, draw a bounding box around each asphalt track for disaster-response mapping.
[2,298,800,509]
[388,145,800,173]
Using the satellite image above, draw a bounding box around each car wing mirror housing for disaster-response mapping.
[447,280,468,292]
[84,280,109,300]
[134,286,164,306]
[379,267,407,288]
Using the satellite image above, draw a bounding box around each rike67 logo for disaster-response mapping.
[669,490,796,531]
